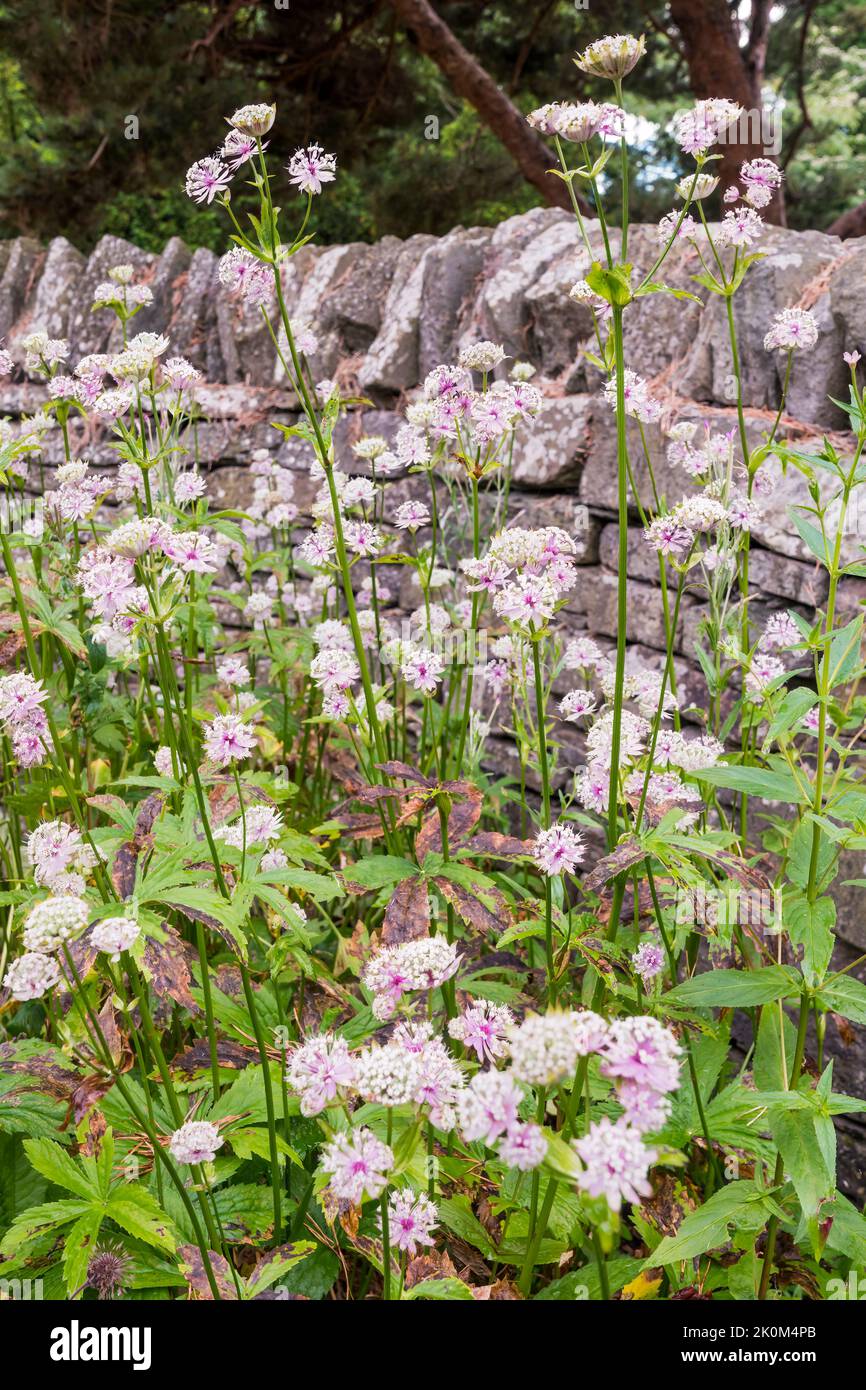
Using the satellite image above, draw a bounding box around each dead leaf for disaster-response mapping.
[143,927,199,1013]
[178,1244,239,1300]
[381,875,430,945]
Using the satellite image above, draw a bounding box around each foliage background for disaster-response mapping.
[0,0,863,253]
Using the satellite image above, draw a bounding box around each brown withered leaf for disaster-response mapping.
[142,927,199,1014]
[134,793,165,846]
[69,1073,115,1125]
[0,1042,82,1101]
[178,1245,239,1301]
[381,874,431,945]
[173,1038,257,1074]
[462,831,534,860]
[831,1012,857,1047]
[472,1280,523,1300]
[404,1248,459,1289]
[97,998,127,1067]
[0,631,26,668]
[415,786,483,857]
[433,875,510,938]
[78,1107,108,1157]
[639,1172,695,1239]
[111,842,139,900]
[374,761,435,786]
[583,836,646,892]
[214,964,244,997]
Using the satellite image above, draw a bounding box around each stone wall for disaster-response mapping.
[3,213,866,1185]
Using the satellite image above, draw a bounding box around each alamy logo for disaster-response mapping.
[49,1320,152,1371]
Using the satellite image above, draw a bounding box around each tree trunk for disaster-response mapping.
[388,0,578,214]
[669,0,785,224]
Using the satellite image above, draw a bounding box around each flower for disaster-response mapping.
[185,157,231,204]
[741,157,783,209]
[91,917,140,962]
[26,821,97,893]
[559,688,597,721]
[572,1116,656,1210]
[574,33,645,80]
[169,1120,223,1165]
[672,99,742,155]
[763,307,819,353]
[85,1244,132,1299]
[402,648,444,695]
[458,341,506,372]
[384,1190,438,1255]
[287,1033,356,1116]
[354,1043,421,1107]
[202,714,257,766]
[394,500,430,532]
[498,1122,548,1172]
[227,102,276,137]
[508,1010,595,1086]
[448,1000,513,1064]
[287,144,337,195]
[632,941,665,984]
[456,1070,524,1146]
[603,368,661,423]
[759,611,800,651]
[320,1128,393,1204]
[363,937,460,1019]
[600,1016,681,1094]
[676,173,718,201]
[22,896,89,953]
[716,207,764,248]
[216,655,251,688]
[3,951,61,1001]
[532,823,584,876]
[746,653,786,701]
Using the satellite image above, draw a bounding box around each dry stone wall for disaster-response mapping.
[3,212,866,1186]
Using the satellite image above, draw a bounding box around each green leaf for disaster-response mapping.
[817,974,866,1025]
[769,1108,834,1251]
[586,259,632,307]
[243,1241,316,1299]
[437,1195,496,1258]
[23,1137,97,1201]
[105,1187,176,1252]
[0,1198,93,1256]
[647,1182,782,1266]
[338,856,417,892]
[662,966,801,1009]
[694,764,807,803]
[403,1276,475,1300]
[786,892,835,986]
[62,1209,104,1297]
[763,688,818,746]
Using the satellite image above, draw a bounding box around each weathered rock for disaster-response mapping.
[358,234,437,394]
[510,394,591,489]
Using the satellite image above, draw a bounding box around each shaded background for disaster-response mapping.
[0,0,863,254]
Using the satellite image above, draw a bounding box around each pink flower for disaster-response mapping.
[600,1017,681,1094]
[169,1120,223,1165]
[185,157,231,204]
[321,1128,393,1204]
[497,1122,548,1172]
[448,1000,513,1064]
[286,144,337,195]
[384,1190,437,1255]
[287,1033,356,1116]
[456,1070,523,1146]
[632,942,665,984]
[573,1116,656,1210]
[402,647,444,695]
[202,714,256,766]
[532,822,584,876]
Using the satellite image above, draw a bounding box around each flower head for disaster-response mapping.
[287,1033,356,1116]
[321,1128,393,1204]
[573,1116,656,1210]
[532,822,584,876]
[574,33,645,80]
[384,1190,438,1255]
[287,144,337,195]
[169,1120,223,1165]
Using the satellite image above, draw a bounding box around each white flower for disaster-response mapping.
[169,1120,223,1165]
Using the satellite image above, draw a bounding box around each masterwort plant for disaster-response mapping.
[1,43,866,1308]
